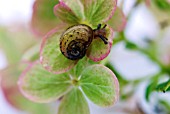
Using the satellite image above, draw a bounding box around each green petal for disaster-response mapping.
[108,7,126,32]
[86,26,114,62]
[18,62,72,103]
[69,58,88,80]
[60,0,85,20]
[80,65,119,106]
[31,0,61,36]
[81,0,117,26]
[40,25,77,74]
[54,1,80,25]
[1,63,53,114]
[69,57,96,80]
[58,88,90,114]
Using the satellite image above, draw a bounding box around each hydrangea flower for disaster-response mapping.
[17,0,124,113]
[18,58,119,114]
[32,0,126,74]
[145,0,151,6]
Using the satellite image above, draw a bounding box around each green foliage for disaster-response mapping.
[156,79,170,93]
[58,88,90,114]
[3,0,170,113]
[81,0,117,26]
[18,62,72,103]
[145,77,170,101]
[1,63,53,114]
[54,2,80,24]
[145,75,159,101]
[19,60,119,113]
[80,65,119,106]
[125,41,138,50]
[154,0,170,11]
[40,26,77,74]
[145,81,158,101]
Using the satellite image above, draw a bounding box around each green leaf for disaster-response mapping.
[31,0,61,36]
[80,65,119,106]
[40,25,77,74]
[58,88,89,114]
[145,78,158,101]
[156,79,170,93]
[54,1,80,25]
[18,62,72,103]
[149,0,170,28]
[81,0,117,26]
[125,41,138,50]
[154,0,170,11]
[108,7,126,32]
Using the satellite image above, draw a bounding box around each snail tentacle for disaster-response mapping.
[98,35,108,44]
[94,24,108,44]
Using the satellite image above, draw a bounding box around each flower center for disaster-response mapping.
[72,79,79,86]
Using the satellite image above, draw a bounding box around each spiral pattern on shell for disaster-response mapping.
[60,24,93,60]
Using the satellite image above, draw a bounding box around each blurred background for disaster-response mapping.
[0,0,170,114]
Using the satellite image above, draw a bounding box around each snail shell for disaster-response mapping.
[60,24,93,60]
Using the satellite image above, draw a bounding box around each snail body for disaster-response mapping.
[60,24,108,60]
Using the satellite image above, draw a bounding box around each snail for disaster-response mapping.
[60,24,108,60]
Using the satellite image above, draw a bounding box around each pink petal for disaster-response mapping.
[104,0,118,22]
[145,0,151,7]
[31,0,61,36]
[86,26,114,62]
[108,7,126,32]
